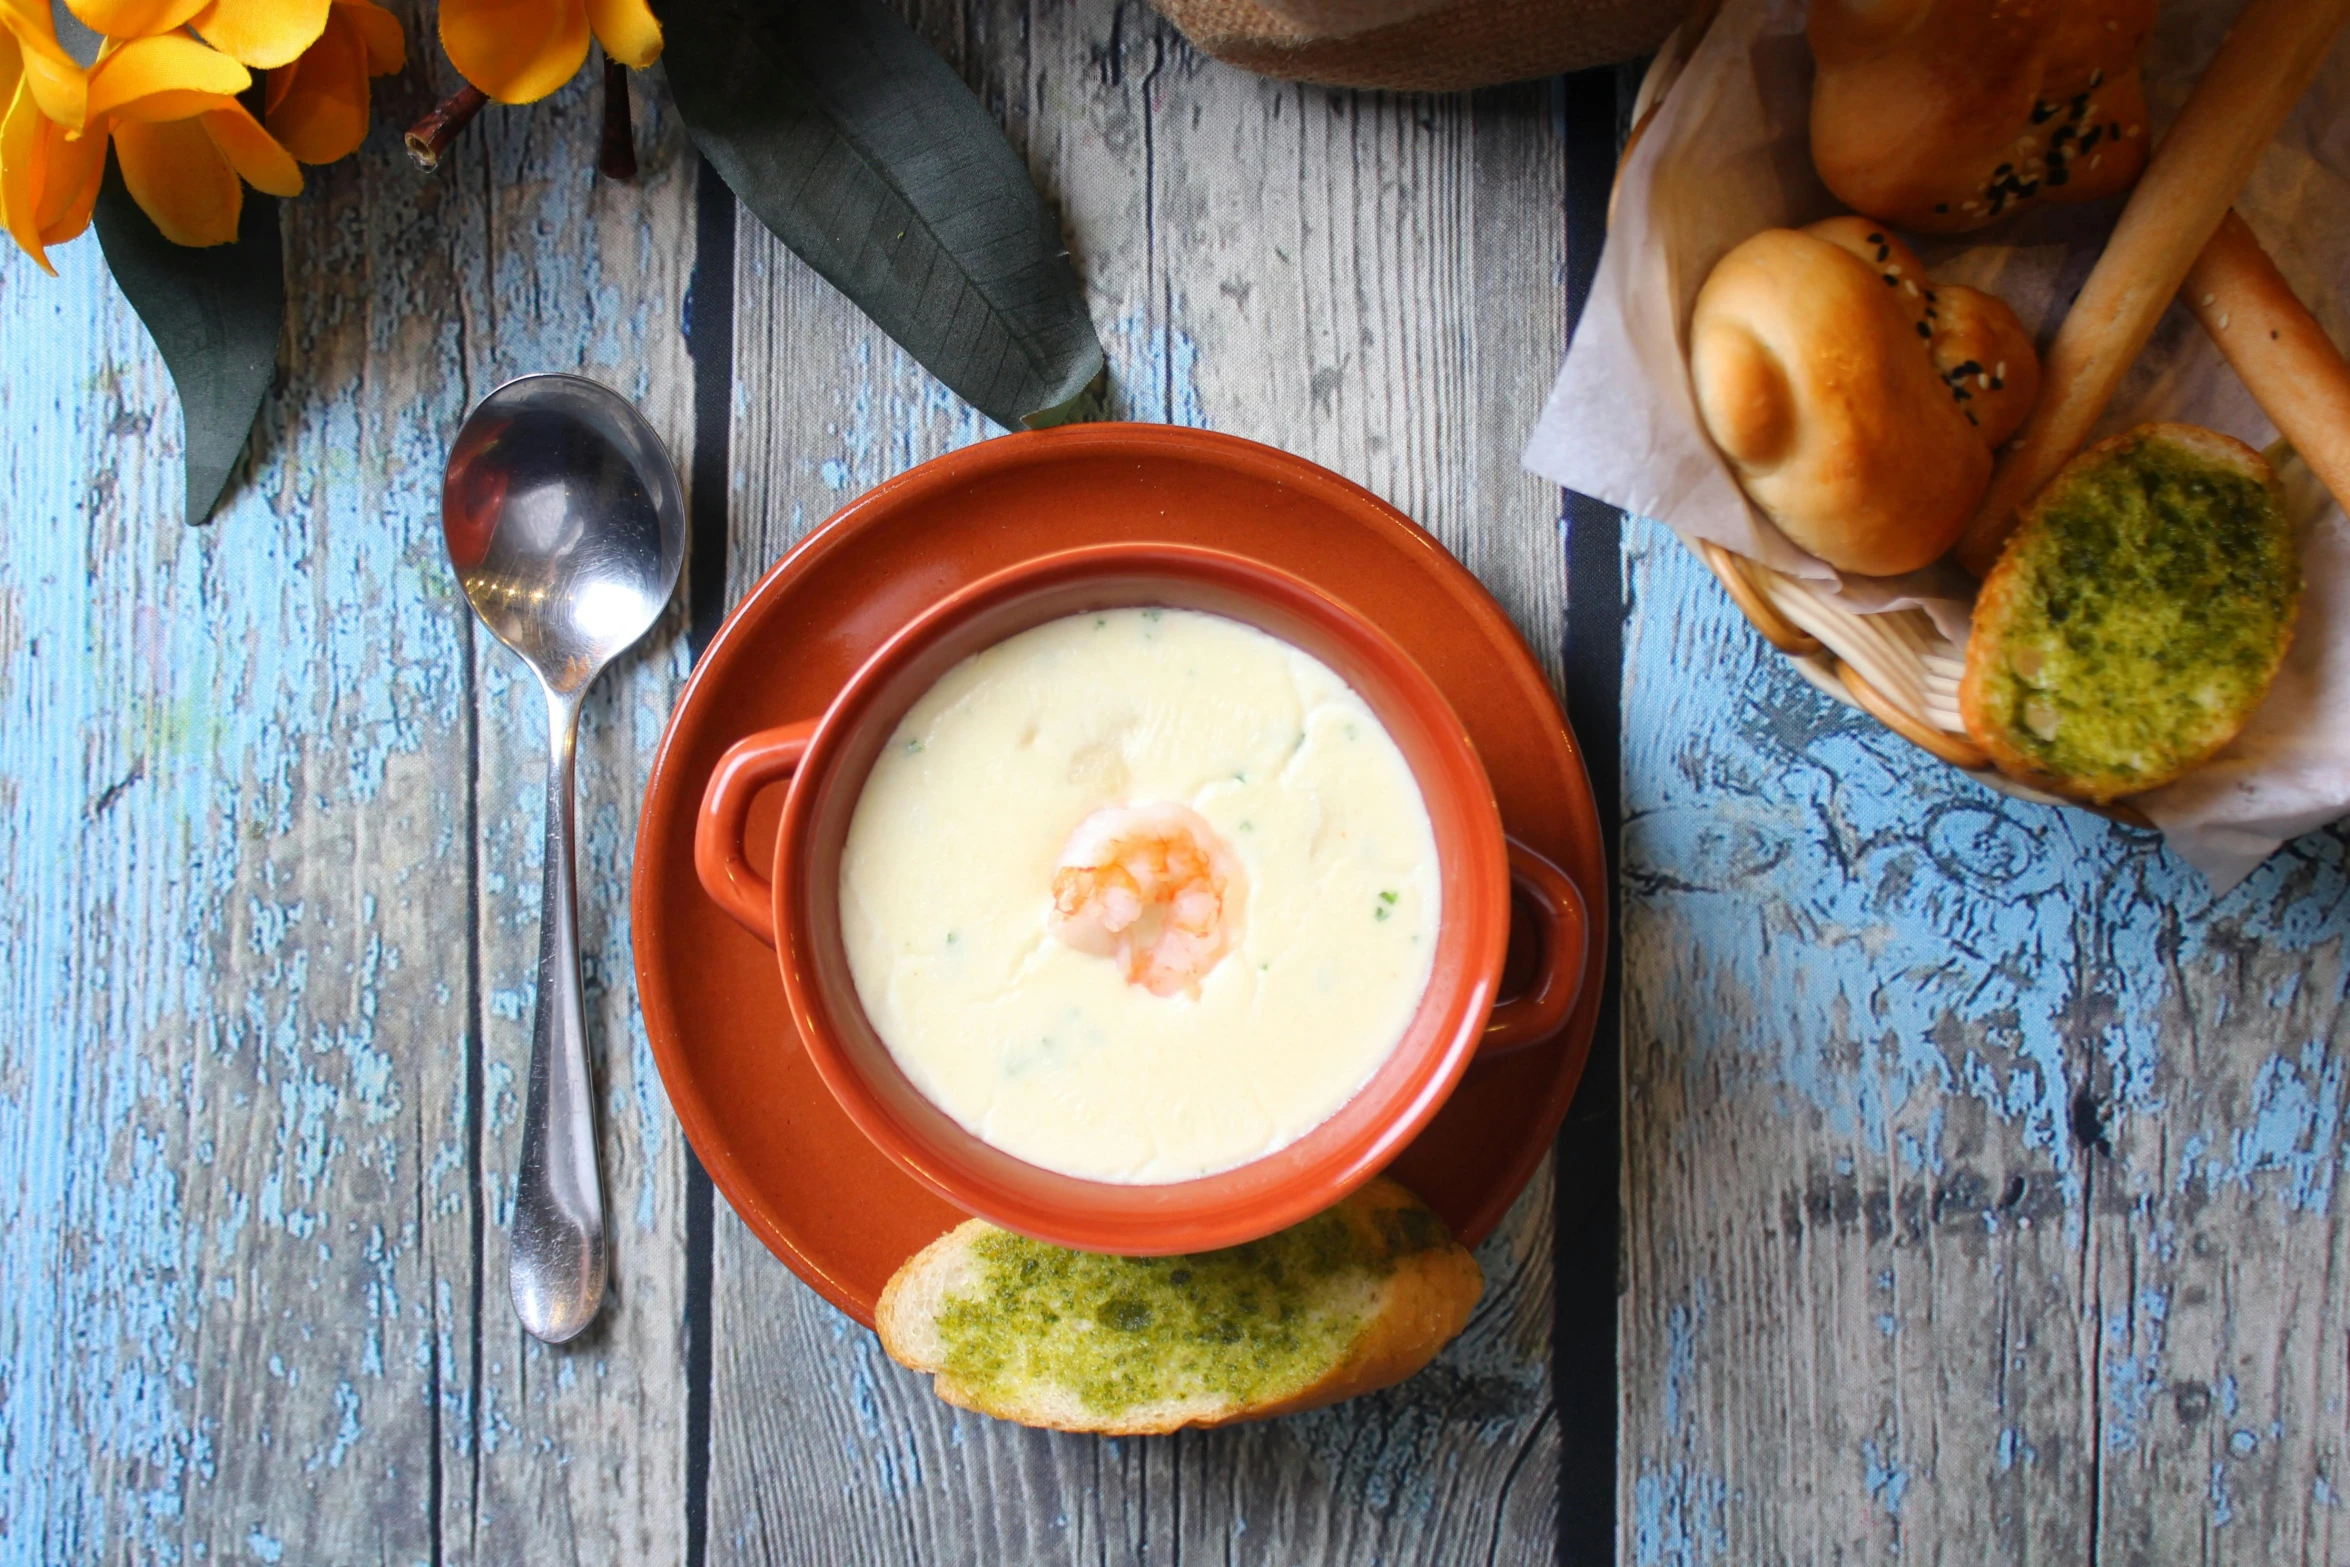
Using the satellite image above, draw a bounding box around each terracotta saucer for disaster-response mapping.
[631,424,1607,1327]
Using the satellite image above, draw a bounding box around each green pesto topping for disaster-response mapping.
[1982,433,2299,790]
[934,1203,1451,1416]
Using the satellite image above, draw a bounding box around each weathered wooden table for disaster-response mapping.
[5,5,2346,1563]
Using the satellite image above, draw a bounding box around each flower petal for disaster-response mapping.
[1,2,90,128]
[1,77,59,270]
[115,113,241,245]
[337,0,405,76]
[261,8,360,165]
[192,0,330,71]
[87,34,250,121]
[441,0,586,105]
[203,102,299,194]
[585,0,659,70]
[263,47,291,116]
[36,116,105,244]
[64,0,211,39]
[0,82,99,267]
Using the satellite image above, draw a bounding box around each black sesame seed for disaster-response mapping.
[1964,408,1980,425]
[1935,202,1950,213]
[2271,329,2281,341]
[2079,125,2102,152]
[1916,321,1932,338]
[1883,273,1900,286]
[1990,376,2004,390]
[2030,100,2057,124]
[1867,231,1884,244]
[1876,245,1891,262]
[2068,93,2090,119]
[1994,162,2014,177]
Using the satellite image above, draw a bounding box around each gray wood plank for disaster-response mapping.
[710,6,1569,1562]
[444,58,701,1567]
[1617,515,2350,1563]
[2089,922,2350,1566]
[0,25,699,1558]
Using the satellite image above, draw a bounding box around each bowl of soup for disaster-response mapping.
[692,543,1585,1254]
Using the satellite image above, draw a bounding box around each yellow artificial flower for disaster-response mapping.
[1,0,87,127]
[0,33,301,268]
[440,0,660,105]
[265,0,403,165]
[67,0,330,70]
[0,3,98,273]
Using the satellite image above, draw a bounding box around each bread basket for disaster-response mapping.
[1616,6,2154,828]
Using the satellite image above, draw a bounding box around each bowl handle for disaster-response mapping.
[1479,839,1589,1057]
[694,721,817,946]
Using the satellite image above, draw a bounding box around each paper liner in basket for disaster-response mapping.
[1522,0,2350,892]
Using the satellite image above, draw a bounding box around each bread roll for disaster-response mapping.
[1689,218,2040,576]
[1810,0,2154,234]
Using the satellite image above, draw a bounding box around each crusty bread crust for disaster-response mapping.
[1689,221,2037,576]
[875,1179,1483,1436]
[1809,0,2154,235]
[1961,423,2292,802]
[2184,211,2350,521]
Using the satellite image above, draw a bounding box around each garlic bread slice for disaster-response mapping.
[876,1179,1482,1435]
[1961,423,2300,803]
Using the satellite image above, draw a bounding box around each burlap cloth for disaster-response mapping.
[1147,0,1691,91]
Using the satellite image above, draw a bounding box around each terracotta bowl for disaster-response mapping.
[691,542,1586,1255]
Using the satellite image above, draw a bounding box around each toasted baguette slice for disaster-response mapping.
[1961,423,2300,803]
[876,1178,1482,1436]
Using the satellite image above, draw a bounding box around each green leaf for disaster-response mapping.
[656,0,1106,430]
[93,152,284,526]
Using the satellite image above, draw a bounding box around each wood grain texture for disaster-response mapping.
[710,5,1570,1563]
[0,21,699,1561]
[23,0,2346,1559]
[1619,514,2350,1564]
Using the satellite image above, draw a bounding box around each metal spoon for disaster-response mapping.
[442,374,686,1343]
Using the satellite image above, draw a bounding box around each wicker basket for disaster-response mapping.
[1148,0,1689,91]
[1618,12,2153,828]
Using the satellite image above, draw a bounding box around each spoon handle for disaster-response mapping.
[510,684,608,1343]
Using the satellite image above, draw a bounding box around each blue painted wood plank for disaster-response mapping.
[1619,511,2350,1559]
[0,54,699,1564]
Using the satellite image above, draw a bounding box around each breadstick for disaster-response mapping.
[1953,0,2350,577]
[2184,210,2350,517]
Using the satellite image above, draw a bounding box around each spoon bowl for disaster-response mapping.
[443,373,686,1343]
[445,374,685,689]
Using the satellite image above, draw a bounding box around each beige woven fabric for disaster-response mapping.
[1148,0,1691,91]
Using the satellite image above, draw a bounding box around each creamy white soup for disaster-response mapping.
[838,607,1440,1184]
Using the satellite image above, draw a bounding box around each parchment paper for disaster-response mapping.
[1523,0,2350,890]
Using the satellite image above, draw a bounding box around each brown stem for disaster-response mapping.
[598,57,637,182]
[405,85,489,172]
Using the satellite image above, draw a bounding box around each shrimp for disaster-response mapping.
[1047,803,1247,999]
